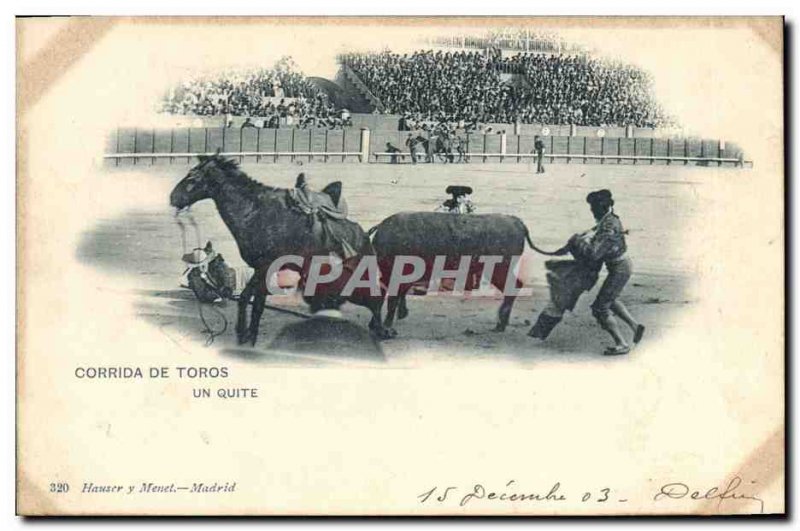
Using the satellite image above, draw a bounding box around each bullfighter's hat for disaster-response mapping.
[446,185,473,197]
[586,189,614,207]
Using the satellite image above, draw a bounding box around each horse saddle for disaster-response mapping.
[286,182,357,259]
[287,181,348,220]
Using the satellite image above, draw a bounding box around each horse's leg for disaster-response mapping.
[366,298,382,330]
[383,285,410,335]
[344,282,390,339]
[236,272,260,344]
[397,294,409,320]
[246,268,269,346]
[384,296,398,327]
[364,294,394,340]
[383,295,400,333]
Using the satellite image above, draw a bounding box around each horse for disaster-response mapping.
[169,153,388,345]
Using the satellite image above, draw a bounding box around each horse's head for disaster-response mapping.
[169,152,235,210]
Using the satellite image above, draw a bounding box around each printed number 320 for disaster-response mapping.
[49,482,70,493]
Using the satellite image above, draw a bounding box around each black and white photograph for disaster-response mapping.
[15,16,784,516]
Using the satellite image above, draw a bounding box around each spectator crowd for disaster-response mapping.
[160,50,673,130]
[342,49,671,128]
[160,58,350,128]
[426,28,580,55]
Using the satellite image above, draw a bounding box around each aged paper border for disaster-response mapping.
[15,15,786,517]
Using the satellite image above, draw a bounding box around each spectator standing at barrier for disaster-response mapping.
[385,142,402,164]
[405,134,420,164]
[452,134,467,163]
[426,130,436,164]
[534,135,546,174]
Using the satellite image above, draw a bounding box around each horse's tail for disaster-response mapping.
[367,224,379,239]
[523,225,562,256]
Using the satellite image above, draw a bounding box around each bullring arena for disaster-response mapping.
[77,32,752,365]
[79,157,732,365]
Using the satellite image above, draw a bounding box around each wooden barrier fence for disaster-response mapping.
[104,127,750,168]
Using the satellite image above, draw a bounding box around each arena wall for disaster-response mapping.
[107,126,747,168]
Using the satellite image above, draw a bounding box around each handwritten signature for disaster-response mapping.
[654,477,765,514]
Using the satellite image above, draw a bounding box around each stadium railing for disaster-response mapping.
[104,126,749,168]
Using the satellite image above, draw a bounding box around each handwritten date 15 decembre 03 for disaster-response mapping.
[418,477,765,513]
[418,481,617,507]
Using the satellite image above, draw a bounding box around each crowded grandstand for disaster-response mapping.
[159,36,673,130]
[341,50,669,128]
[160,57,350,128]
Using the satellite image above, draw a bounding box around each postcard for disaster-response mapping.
[16,16,784,515]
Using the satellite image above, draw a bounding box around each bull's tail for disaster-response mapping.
[524,225,562,256]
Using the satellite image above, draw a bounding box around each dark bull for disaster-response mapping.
[369,212,550,334]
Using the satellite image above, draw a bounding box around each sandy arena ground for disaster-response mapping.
[78,159,716,365]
